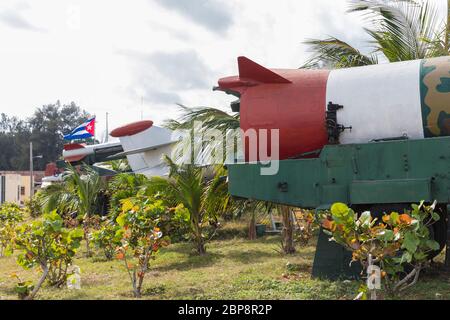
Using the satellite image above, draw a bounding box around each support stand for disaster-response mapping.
[445,205,450,269]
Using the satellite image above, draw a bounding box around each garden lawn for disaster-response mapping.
[0,227,449,300]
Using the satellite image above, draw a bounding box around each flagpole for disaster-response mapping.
[105,112,109,142]
[94,114,97,144]
[141,96,144,120]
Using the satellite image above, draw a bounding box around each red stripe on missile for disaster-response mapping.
[64,143,86,151]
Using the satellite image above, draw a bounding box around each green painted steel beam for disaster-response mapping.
[228,136,450,208]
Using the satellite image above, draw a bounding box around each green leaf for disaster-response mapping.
[358,211,372,227]
[425,239,440,251]
[377,229,394,242]
[69,228,84,239]
[116,214,126,227]
[390,212,399,224]
[400,251,413,263]
[402,232,420,253]
[431,212,440,222]
[413,252,427,261]
[330,203,349,218]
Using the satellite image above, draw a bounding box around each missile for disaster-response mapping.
[110,120,178,176]
[63,120,179,177]
[216,56,450,161]
[62,141,123,163]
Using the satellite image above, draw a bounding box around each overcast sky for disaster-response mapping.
[0,0,447,141]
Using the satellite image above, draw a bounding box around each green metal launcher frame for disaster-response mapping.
[227,136,450,279]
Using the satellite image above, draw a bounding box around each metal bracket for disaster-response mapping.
[231,99,240,113]
[326,102,352,144]
[277,182,289,193]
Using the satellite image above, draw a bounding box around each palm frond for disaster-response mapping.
[202,165,230,220]
[38,182,79,214]
[164,104,240,166]
[163,104,240,131]
[347,0,443,60]
[303,0,447,68]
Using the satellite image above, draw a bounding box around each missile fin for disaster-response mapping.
[238,56,292,84]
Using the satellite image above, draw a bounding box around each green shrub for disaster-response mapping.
[91,221,122,260]
[24,191,44,217]
[321,201,441,298]
[10,273,34,300]
[0,223,15,257]
[0,202,24,223]
[115,198,170,298]
[0,202,24,257]
[107,173,148,221]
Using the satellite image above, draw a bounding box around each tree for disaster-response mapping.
[0,102,91,171]
[145,156,230,255]
[29,101,92,170]
[165,105,297,253]
[0,114,31,170]
[279,206,296,254]
[303,0,450,69]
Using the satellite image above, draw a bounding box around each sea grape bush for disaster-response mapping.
[25,191,44,217]
[321,202,441,298]
[0,202,24,223]
[164,203,190,242]
[115,197,170,298]
[0,202,24,257]
[14,211,83,299]
[107,173,149,221]
[91,220,122,260]
[293,209,317,246]
[0,224,16,257]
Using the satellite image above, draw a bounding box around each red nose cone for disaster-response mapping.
[110,120,153,138]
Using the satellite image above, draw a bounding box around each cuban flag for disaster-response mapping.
[63,117,96,140]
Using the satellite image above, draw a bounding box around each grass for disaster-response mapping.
[1,221,449,300]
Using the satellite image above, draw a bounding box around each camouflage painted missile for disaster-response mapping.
[217,56,450,160]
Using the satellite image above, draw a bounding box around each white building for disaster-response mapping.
[0,171,44,205]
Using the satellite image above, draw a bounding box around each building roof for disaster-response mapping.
[0,171,45,182]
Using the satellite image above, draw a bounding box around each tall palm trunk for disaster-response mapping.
[280,205,296,254]
[248,212,257,240]
[83,214,92,257]
[191,212,206,255]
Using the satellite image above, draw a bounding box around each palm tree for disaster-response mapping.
[165,105,298,254]
[164,104,240,132]
[104,159,131,173]
[39,165,104,257]
[144,156,230,255]
[164,104,240,165]
[302,0,449,69]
